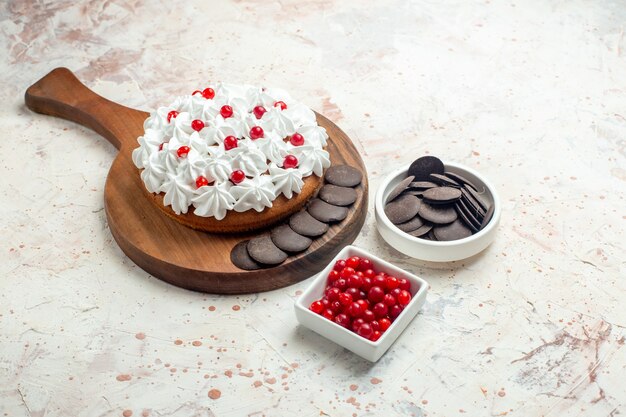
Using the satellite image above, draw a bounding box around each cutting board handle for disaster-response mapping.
[25,67,147,151]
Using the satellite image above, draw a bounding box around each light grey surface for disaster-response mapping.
[1,1,625,416]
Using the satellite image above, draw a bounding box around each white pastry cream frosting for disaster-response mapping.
[132,83,331,219]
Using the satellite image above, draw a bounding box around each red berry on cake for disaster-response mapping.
[177,146,190,158]
[283,155,298,169]
[158,143,165,151]
[253,106,267,119]
[249,126,264,139]
[289,133,305,146]
[191,90,202,96]
[274,101,287,110]
[202,88,215,99]
[230,170,246,184]
[191,119,205,131]
[220,105,234,118]
[195,176,210,188]
[223,136,238,150]
[167,110,179,123]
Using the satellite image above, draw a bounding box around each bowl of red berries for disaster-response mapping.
[294,245,428,362]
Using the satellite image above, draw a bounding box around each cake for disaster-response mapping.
[131,83,331,233]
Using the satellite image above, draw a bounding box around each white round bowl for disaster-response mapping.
[375,161,501,262]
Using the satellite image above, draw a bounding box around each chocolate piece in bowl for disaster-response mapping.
[384,194,421,224]
[396,215,424,233]
[408,181,438,190]
[408,223,433,237]
[418,203,457,225]
[428,173,460,187]
[407,156,445,181]
[422,186,462,205]
[386,175,415,203]
[433,220,473,241]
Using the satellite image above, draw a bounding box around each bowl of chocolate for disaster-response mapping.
[375,156,500,262]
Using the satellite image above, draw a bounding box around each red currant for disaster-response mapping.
[220,105,233,118]
[274,101,287,110]
[290,133,304,146]
[334,313,350,328]
[385,276,399,291]
[333,278,347,291]
[347,302,364,318]
[356,299,369,310]
[167,110,179,123]
[347,274,362,289]
[333,259,347,271]
[357,323,373,339]
[398,278,411,291]
[362,310,375,323]
[373,275,386,288]
[223,136,238,150]
[309,300,323,314]
[361,277,373,292]
[230,170,245,184]
[195,176,210,188]
[372,302,388,318]
[397,290,412,306]
[253,105,266,119]
[202,88,215,99]
[345,287,361,300]
[283,155,298,169]
[321,298,330,308]
[390,288,402,298]
[370,320,380,331]
[352,318,365,333]
[322,309,334,321]
[367,286,385,303]
[357,258,373,271]
[359,290,367,301]
[327,270,340,283]
[191,119,205,131]
[346,256,361,270]
[330,300,342,313]
[338,292,353,306]
[389,305,404,320]
[379,318,392,331]
[370,331,382,342]
[177,146,190,158]
[249,126,264,139]
[383,294,396,307]
[340,267,356,279]
[363,269,375,279]
[326,287,341,302]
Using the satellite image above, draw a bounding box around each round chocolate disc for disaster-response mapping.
[455,201,480,233]
[395,215,424,233]
[307,198,349,223]
[289,210,329,237]
[270,225,313,253]
[386,175,415,203]
[433,220,473,241]
[319,184,357,206]
[464,185,489,211]
[407,156,445,181]
[428,173,460,187]
[480,204,495,230]
[384,194,421,224]
[422,186,462,205]
[246,235,288,265]
[409,181,438,190]
[418,203,457,224]
[230,240,262,270]
[408,223,433,237]
[444,171,479,191]
[324,165,363,187]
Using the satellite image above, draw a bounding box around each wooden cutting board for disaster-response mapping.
[25,68,368,294]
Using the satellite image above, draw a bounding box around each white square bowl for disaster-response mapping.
[294,245,428,362]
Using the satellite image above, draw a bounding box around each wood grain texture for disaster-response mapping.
[25,68,368,294]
